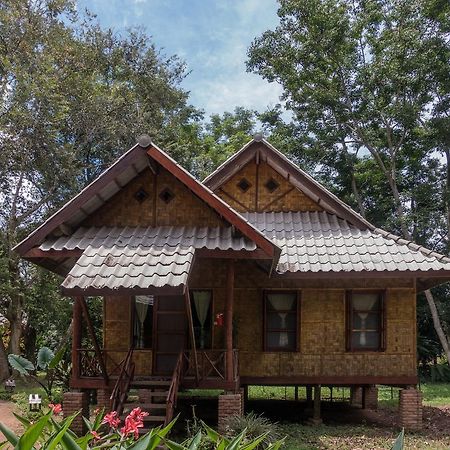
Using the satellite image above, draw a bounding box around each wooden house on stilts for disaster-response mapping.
[14,136,450,433]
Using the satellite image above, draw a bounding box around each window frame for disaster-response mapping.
[345,290,386,352]
[131,295,155,350]
[263,290,300,352]
[189,289,214,350]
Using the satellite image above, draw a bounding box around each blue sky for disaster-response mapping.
[76,0,283,117]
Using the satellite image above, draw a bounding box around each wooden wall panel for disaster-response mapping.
[216,161,322,213]
[83,167,224,228]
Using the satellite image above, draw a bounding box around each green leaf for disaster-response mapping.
[224,429,246,450]
[240,432,270,450]
[0,423,19,446]
[12,413,31,428]
[163,440,186,450]
[37,347,55,370]
[201,421,227,445]
[45,413,78,450]
[127,429,162,450]
[51,417,82,450]
[265,438,286,450]
[8,354,34,375]
[391,428,404,450]
[157,416,177,438]
[14,411,51,450]
[187,430,202,450]
[48,346,66,370]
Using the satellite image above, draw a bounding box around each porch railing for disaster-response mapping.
[183,349,238,382]
[110,347,135,413]
[165,351,184,425]
[77,349,124,378]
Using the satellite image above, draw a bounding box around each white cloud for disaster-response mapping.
[187,72,283,116]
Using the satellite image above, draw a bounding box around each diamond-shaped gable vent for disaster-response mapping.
[265,178,280,193]
[134,188,149,203]
[159,188,175,204]
[237,178,251,193]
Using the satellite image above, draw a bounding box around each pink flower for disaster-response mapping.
[128,407,149,422]
[91,430,101,441]
[121,415,144,440]
[102,411,121,429]
[49,403,62,414]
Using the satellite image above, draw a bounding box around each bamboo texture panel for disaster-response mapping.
[216,161,322,213]
[83,167,224,228]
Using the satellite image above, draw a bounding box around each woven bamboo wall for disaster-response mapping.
[189,259,417,379]
[216,161,322,213]
[103,296,152,375]
[83,167,224,228]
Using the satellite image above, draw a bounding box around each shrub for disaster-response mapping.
[223,412,282,449]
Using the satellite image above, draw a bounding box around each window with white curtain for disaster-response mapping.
[133,295,154,349]
[190,290,213,349]
[347,291,384,351]
[264,291,298,351]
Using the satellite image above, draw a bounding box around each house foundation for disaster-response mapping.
[218,391,244,434]
[363,385,378,410]
[63,391,89,435]
[399,387,422,430]
[96,388,111,410]
[350,386,362,407]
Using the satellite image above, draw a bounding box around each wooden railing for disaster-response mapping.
[110,347,135,414]
[77,349,125,379]
[165,351,184,425]
[183,349,238,382]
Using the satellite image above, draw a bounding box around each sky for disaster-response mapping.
[76,0,283,118]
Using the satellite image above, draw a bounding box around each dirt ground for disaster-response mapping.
[0,400,22,439]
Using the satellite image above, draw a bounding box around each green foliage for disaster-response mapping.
[8,346,70,400]
[165,421,285,450]
[8,355,35,375]
[223,413,282,449]
[391,429,404,450]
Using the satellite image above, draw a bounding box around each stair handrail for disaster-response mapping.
[110,347,135,414]
[165,351,184,425]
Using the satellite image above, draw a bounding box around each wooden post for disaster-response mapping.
[294,386,299,401]
[72,297,82,380]
[79,297,108,383]
[312,385,322,425]
[185,288,199,384]
[225,259,235,383]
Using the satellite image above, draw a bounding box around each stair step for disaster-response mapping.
[123,402,167,411]
[131,380,171,387]
[144,415,166,422]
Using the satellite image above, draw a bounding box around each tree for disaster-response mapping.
[248,0,450,362]
[0,0,198,380]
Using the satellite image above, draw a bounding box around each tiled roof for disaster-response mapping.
[57,226,256,292]
[243,211,450,274]
[62,244,194,291]
[41,226,257,252]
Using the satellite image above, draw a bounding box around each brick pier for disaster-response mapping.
[63,391,89,435]
[218,391,244,434]
[399,387,422,430]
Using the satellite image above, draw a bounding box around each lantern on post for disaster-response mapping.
[4,378,15,393]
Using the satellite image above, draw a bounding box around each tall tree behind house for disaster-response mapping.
[248,0,450,363]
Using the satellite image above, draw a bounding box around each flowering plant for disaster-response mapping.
[0,406,175,450]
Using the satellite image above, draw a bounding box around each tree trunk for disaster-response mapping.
[424,289,450,363]
[0,337,10,381]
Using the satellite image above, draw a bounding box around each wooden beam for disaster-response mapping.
[25,248,83,259]
[61,285,184,297]
[225,259,235,383]
[72,297,82,380]
[313,385,322,423]
[79,297,108,383]
[185,289,199,384]
[240,375,419,386]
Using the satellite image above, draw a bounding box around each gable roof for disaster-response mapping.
[14,141,279,260]
[203,138,372,229]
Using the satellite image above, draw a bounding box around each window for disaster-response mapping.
[346,291,385,351]
[264,291,298,351]
[190,290,213,349]
[133,295,154,349]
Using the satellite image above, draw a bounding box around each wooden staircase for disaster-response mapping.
[121,377,171,430]
[111,351,184,433]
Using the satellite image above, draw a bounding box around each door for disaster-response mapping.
[153,295,187,375]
